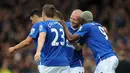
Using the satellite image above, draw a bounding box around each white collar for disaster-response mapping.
[70,24,81,30]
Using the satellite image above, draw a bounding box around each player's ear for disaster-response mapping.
[42,12,46,17]
[80,18,85,25]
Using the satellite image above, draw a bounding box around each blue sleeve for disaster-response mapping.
[28,23,39,39]
[39,23,47,33]
[66,22,71,28]
[75,24,90,37]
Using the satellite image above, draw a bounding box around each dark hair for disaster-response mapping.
[42,4,56,18]
[29,9,42,17]
[54,10,63,20]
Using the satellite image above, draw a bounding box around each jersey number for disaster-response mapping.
[51,28,65,46]
[98,26,108,40]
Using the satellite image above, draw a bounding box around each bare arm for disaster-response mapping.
[8,37,33,53]
[60,20,80,43]
[82,44,88,73]
[34,32,46,62]
[36,32,46,53]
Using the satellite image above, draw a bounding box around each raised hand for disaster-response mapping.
[59,20,67,27]
[8,47,16,54]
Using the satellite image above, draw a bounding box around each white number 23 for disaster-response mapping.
[51,28,65,46]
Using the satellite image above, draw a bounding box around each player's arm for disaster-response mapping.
[34,32,46,62]
[34,24,46,62]
[73,36,86,51]
[8,36,33,54]
[9,23,39,54]
[82,44,88,73]
[103,26,108,34]
[60,20,80,43]
[72,42,82,51]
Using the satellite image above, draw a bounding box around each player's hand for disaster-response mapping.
[8,47,16,54]
[59,20,66,27]
[103,27,108,34]
[34,52,41,63]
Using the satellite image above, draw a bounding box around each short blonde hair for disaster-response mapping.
[80,11,93,22]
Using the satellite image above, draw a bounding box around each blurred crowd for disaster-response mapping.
[0,0,130,73]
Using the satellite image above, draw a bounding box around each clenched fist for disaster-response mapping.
[59,20,66,27]
[8,47,16,54]
[34,52,41,63]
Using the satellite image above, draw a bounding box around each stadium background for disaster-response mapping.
[0,0,130,73]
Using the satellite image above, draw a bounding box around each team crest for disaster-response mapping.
[30,28,35,35]
[39,25,43,31]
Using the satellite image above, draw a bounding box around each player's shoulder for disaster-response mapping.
[44,20,63,28]
[82,22,101,27]
[33,21,45,27]
[45,20,57,25]
[94,22,102,26]
[82,22,92,28]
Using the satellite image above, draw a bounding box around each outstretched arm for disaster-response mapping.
[60,20,80,43]
[8,37,33,54]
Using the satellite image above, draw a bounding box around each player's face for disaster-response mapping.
[30,16,35,24]
[30,15,39,24]
[70,14,80,28]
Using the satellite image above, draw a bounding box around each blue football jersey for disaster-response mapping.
[66,22,84,67]
[39,20,69,66]
[75,22,116,65]
[28,21,43,47]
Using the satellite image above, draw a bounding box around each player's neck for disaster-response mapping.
[45,17,54,21]
[38,19,43,22]
[72,24,81,29]
[86,21,93,23]
[34,18,43,23]
[54,17,61,21]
